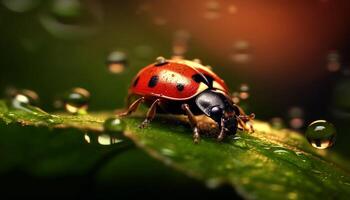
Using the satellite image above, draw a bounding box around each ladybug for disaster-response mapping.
[120,57,254,142]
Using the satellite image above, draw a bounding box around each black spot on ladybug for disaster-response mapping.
[204,75,214,87]
[148,75,159,88]
[192,74,206,83]
[133,77,140,87]
[176,83,185,91]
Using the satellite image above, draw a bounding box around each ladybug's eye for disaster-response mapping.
[210,106,223,120]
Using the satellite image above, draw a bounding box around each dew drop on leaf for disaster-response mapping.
[63,87,90,115]
[103,117,126,133]
[306,120,336,149]
[10,89,39,109]
[97,134,123,146]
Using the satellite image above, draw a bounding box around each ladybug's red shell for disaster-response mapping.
[129,60,229,101]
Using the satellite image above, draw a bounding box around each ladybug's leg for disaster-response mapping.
[217,118,227,141]
[233,105,255,132]
[182,104,200,143]
[139,99,161,129]
[238,114,255,133]
[118,97,145,117]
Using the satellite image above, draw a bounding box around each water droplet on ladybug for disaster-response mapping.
[107,51,128,74]
[155,56,168,66]
[63,87,90,114]
[306,120,336,149]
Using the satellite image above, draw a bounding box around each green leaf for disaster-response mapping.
[0,100,350,199]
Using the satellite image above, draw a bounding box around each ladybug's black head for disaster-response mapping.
[195,90,239,135]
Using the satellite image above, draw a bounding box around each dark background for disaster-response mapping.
[0,0,350,196]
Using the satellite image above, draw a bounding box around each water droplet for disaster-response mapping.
[172,30,190,58]
[98,134,122,145]
[2,0,40,12]
[84,133,91,143]
[239,92,249,100]
[39,0,103,39]
[273,149,290,155]
[289,117,304,129]
[233,139,249,149]
[103,117,126,133]
[230,40,251,64]
[227,4,238,14]
[161,148,176,157]
[311,169,322,174]
[306,120,336,149]
[288,106,304,129]
[204,0,220,20]
[63,87,90,114]
[270,117,285,129]
[327,50,341,72]
[155,56,168,66]
[231,92,240,104]
[106,51,128,74]
[239,83,249,92]
[10,89,39,110]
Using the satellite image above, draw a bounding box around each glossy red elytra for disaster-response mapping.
[119,57,254,143]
